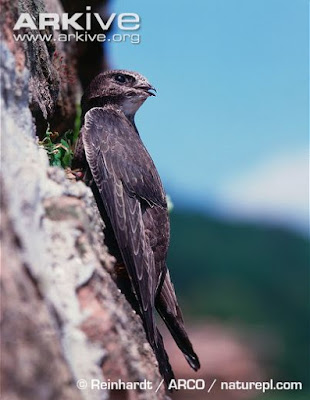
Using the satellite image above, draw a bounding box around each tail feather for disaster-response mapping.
[116,272,175,385]
[156,270,200,371]
[154,328,175,386]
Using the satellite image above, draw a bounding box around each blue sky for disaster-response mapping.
[107,0,309,233]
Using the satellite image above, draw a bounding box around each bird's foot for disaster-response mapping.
[65,168,84,181]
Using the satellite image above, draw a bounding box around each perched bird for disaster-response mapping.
[73,70,200,384]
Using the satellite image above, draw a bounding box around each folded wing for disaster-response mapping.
[82,107,166,348]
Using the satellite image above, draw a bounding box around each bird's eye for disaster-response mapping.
[114,74,126,83]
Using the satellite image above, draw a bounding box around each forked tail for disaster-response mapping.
[156,270,200,371]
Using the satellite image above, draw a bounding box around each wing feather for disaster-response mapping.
[82,107,166,344]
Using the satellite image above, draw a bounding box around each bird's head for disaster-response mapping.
[81,70,156,119]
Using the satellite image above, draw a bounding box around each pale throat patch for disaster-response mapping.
[121,96,145,117]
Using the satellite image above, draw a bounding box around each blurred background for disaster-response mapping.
[107,1,309,399]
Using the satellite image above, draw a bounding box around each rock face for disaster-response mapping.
[1,0,80,137]
[0,1,165,399]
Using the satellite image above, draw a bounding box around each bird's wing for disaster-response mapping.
[156,271,200,371]
[84,107,166,209]
[81,106,166,344]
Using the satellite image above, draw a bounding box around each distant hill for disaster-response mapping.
[167,210,310,387]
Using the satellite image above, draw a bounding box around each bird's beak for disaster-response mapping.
[147,85,157,96]
[137,84,157,96]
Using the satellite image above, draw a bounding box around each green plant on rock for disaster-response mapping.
[39,105,81,169]
[39,125,74,168]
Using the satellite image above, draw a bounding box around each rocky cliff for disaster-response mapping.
[0,1,166,399]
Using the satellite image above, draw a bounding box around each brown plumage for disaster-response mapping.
[73,70,200,384]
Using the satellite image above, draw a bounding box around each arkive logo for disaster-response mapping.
[13,6,140,31]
